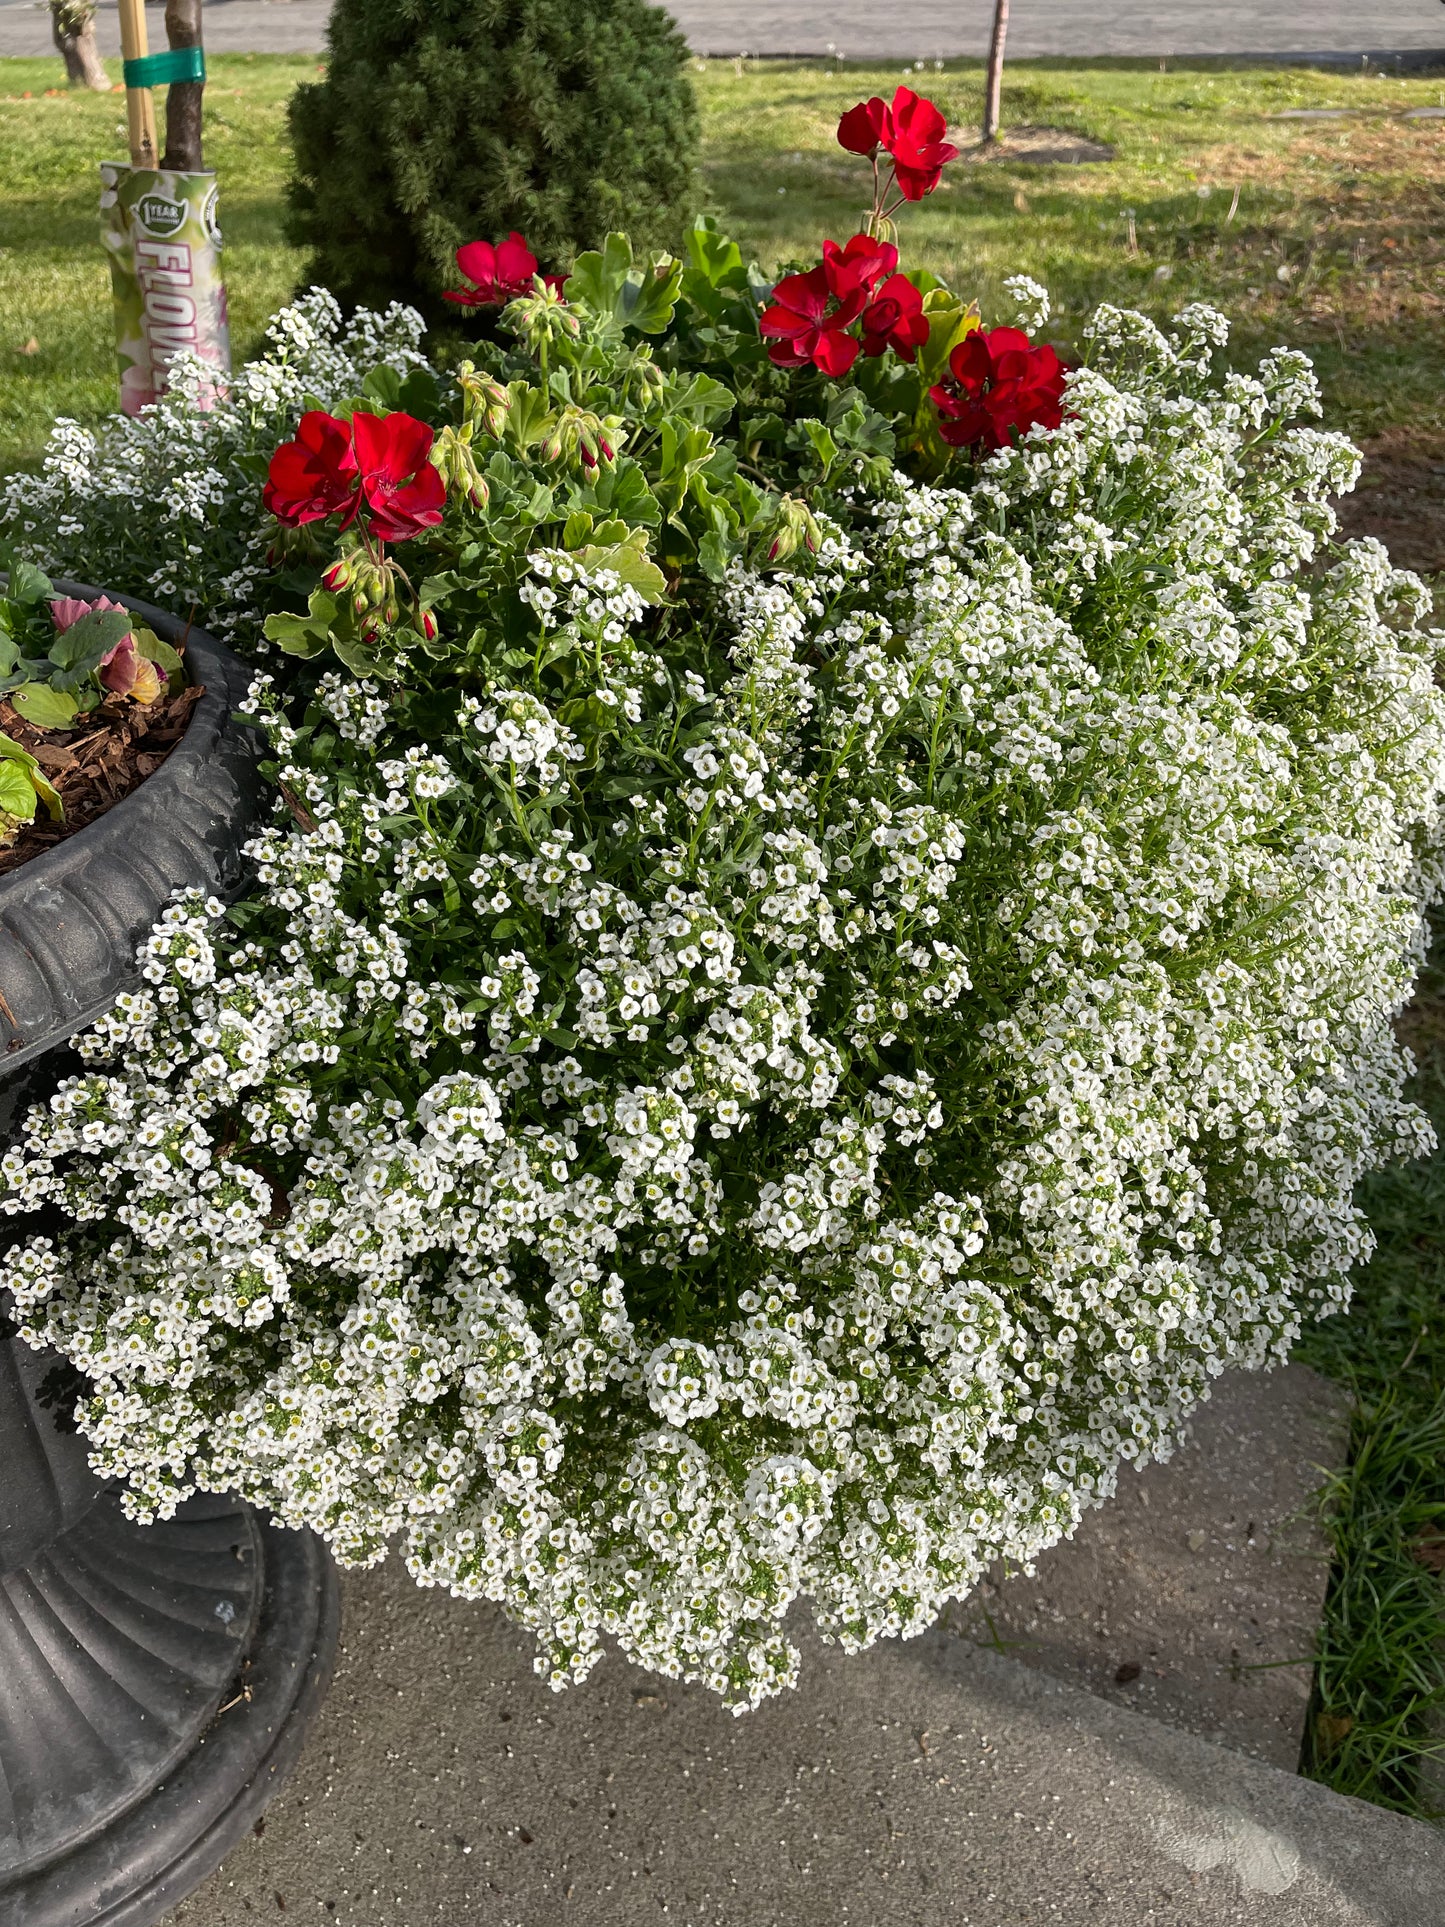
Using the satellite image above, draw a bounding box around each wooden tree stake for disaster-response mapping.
[116,0,158,168]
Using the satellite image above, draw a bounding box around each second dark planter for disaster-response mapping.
[0,583,339,1927]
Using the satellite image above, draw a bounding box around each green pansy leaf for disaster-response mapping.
[132,626,186,692]
[49,609,131,675]
[11,682,79,729]
[0,758,36,822]
[0,728,60,821]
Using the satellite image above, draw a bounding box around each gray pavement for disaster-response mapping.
[956,1364,1347,1771]
[2,0,1445,61]
[168,1573,1445,1927]
[164,1367,1445,1927]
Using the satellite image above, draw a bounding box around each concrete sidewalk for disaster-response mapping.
[168,1564,1445,1927]
[166,1367,1444,1927]
[2,0,1444,62]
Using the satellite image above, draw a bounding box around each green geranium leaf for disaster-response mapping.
[332,633,391,678]
[685,216,748,292]
[361,365,404,409]
[667,373,737,428]
[263,612,329,658]
[567,232,682,336]
[574,529,668,604]
[916,291,981,386]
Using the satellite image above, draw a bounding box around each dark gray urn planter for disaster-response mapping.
[0,583,339,1927]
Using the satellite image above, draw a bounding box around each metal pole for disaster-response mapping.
[116,0,158,168]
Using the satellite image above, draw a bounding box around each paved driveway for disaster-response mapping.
[1,0,1443,61]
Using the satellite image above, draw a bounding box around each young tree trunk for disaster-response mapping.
[982,0,1010,144]
[161,0,205,171]
[50,2,110,92]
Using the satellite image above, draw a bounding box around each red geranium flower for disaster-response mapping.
[350,411,447,542]
[263,410,360,526]
[836,94,892,161]
[930,327,1068,451]
[836,86,959,202]
[822,232,898,294]
[760,249,874,377]
[444,231,539,308]
[887,88,960,200]
[860,274,930,361]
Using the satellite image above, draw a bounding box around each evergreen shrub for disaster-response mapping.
[286,0,699,325]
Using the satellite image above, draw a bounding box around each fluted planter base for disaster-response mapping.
[0,1462,337,1927]
[0,579,338,1924]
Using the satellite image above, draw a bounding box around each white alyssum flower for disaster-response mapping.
[3,305,1443,1714]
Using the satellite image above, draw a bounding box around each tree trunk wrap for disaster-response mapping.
[99,163,232,413]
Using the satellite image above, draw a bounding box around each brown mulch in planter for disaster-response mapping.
[0,680,206,877]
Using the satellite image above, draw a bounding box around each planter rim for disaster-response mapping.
[0,578,264,1072]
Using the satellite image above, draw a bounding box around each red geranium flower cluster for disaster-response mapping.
[929,327,1068,451]
[264,410,446,543]
[838,85,959,212]
[760,233,928,379]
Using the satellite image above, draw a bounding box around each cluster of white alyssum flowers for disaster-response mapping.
[3,306,1444,1710]
[0,290,429,648]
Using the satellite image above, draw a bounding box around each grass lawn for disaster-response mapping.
[0,54,309,469]
[2,52,1444,476]
[1296,948,1445,1817]
[2,42,1445,1817]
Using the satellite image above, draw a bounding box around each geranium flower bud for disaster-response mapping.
[456,362,512,440]
[757,496,822,570]
[322,556,354,593]
[431,425,491,512]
